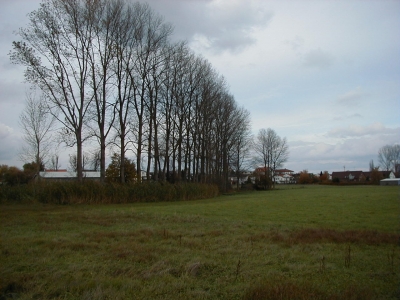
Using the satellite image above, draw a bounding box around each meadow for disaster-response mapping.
[1,185,399,299]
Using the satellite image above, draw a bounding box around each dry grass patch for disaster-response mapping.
[244,277,376,300]
[250,228,399,245]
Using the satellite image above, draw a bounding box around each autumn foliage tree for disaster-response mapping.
[105,153,137,183]
[0,164,38,185]
[299,170,314,184]
[23,162,44,182]
[319,171,329,183]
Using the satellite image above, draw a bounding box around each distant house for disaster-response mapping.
[331,171,366,182]
[39,170,100,181]
[254,167,267,175]
[229,174,251,188]
[276,169,294,175]
[253,167,295,184]
[274,169,295,184]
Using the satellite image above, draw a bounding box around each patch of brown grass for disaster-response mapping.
[244,277,375,300]
[250,228,399,245]
[291,228,398,245]
[84,228,155,243]
[39,239,99,253]
[142,260,177,278]
[207,229,224,237]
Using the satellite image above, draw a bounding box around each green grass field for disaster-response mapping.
[1,185,399,299]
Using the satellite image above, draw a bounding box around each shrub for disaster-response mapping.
[0,181,219,204]
[105,153,137,183]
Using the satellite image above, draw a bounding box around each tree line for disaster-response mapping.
[10,0,253,191]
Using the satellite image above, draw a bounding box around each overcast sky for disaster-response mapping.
[1,0,399,173]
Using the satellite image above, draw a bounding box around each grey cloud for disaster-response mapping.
[326,123,399,138]
[336,87,367,106]
[332,113,363,121]
[288,140,315,148]
[1,57,17,71]
[207,32,257,54]
[289,140,335,159]
[303,48,335,70]
[288,130,399,172]
[0,123,12,139]
[146,0,273,53]
[0,79,26,104]
[284,36,304,52]
[0,123,21,163]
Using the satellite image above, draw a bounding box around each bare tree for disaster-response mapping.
[378,144,400,172]
[194,61,224,184]
[229,106,252,189]
[12,0,249,189]
[19,89,54,176]
[127,2,172,182]
[395,146,400,175]
[369,159,376,171]
[158,43,182,182]
[69,152,90,172]
[109,1,140,184]
[68,154,77,172]
[254,128,289,189]
[212,92,238,191]
[86,0,119,182]
[49,153,61,170]
[10,0,95,181]
[88,150,101,171]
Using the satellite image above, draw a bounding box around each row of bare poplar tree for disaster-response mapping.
[11,0,252,190]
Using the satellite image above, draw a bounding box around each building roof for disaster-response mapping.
[276,168,294,173]
[255,167,293,173]
[39,171,100,178]
[380,178,400,181]
[331,171,365,180]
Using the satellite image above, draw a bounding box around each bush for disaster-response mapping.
[0,181,219,204]
[0,185,26,203]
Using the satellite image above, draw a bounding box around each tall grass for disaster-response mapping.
[0,181,219,204]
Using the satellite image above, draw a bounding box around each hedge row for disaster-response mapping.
[0,181,219,204]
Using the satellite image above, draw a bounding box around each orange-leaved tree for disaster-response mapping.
[299,170,313,184]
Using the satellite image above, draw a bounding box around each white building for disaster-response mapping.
[39,170,100,181]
